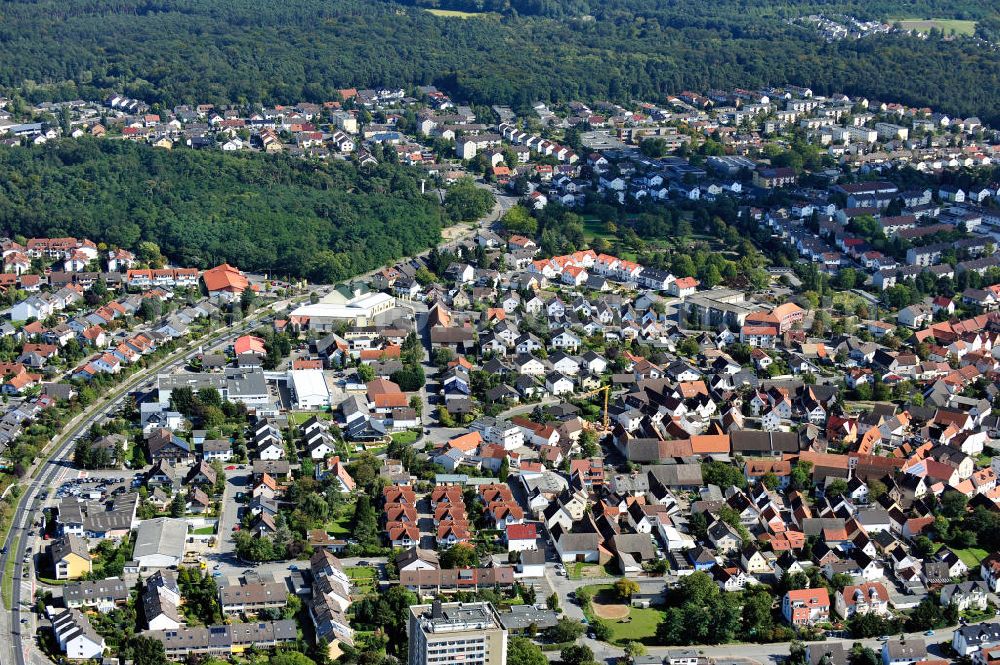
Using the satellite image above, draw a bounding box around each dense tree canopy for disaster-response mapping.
[0,0,997,124]
[0,139,444,281]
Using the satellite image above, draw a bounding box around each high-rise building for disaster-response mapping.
[408,601,507,665]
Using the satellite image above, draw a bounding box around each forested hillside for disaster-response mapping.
[0,140,444,281]
[389,0,993,22]
[1,0,1000,124]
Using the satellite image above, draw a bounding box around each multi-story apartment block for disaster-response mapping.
[408,602,507,665]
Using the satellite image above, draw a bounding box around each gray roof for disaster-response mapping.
[218,580,288,607]
[954,623,1000,648]
[133,517,187,563]
[647,463,703,487]
[226,368,268,397]
[50,534,90,563]
[51,609,104,648]
[612,533,657,560]
[556,532,600,552]
[142,583,184,625]
[802,517,846,536]
[396,546,440,570]
[158,372,227,392]
[144,619,297,652]
[499,605,559,630]
[202,439,231,452]
[63,578,129,605]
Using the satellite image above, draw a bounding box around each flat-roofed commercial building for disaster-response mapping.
[289,292,396,330]
[288,369,332,409]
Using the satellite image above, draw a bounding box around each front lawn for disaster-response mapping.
[568,562,614,580]
[390,430,419,445]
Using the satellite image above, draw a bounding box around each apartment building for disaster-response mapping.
[408,602,507,665]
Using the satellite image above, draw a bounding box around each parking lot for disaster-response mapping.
[54,471,141,501]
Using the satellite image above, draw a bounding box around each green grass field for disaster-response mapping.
[326,512,353,535]
[346,566,377,593]
[346,567,375,579]
[583,217,615,241]
[390,430,419,445]
[287,410,333,426]
[426,8,496,18]
[606,606,667,644]
[579,584,666,644]
[953,547,989,567]
[895,18,976,36]
[568,562,599,580]
[191,526,215,535]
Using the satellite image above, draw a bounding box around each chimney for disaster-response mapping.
[431,600,443,619]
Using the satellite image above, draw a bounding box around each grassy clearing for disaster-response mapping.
[346,567,376,579]
[426,8,495,18]
[607,606,667,643]
[579,583,666,644]
[895,18,976,36]
[831,291,869,311]
[568,562,617,580]
[191,526,215,535]
[953,547,989,567]
[347,566,377,593]
[390,430,419,445]
[583,217,615,241]
[287,410,333,426]
[326,512,353,535]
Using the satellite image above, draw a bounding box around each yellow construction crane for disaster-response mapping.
[578,384,611,430]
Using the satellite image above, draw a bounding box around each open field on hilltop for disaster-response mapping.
[426,8,496,18]
[895,18,977,35]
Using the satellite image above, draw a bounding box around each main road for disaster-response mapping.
[0,294,309,665]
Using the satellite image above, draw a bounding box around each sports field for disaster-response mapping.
[896,18,976,36]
